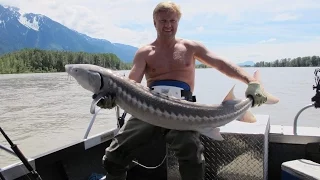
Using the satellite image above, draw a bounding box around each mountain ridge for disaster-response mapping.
[0,4,138,62]
[0,4,255,66]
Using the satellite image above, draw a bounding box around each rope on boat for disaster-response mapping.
[87,106,169,169]
[132,154,168,169]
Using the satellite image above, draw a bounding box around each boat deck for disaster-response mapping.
[1,114,320,180]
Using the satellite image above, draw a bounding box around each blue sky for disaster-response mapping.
[1,0,320,63]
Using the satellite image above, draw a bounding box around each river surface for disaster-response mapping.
[1,67,319,168]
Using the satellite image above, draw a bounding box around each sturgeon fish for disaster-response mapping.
[65,64,279,140]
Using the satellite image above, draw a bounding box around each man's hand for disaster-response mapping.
[93,94,117,109]
[245,82,267,107]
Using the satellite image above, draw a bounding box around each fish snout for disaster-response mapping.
[65,64,73,74]
[65,65,80,76]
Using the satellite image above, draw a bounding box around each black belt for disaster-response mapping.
[181,89,197,102]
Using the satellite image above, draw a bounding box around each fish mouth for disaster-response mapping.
[65,64,72,81]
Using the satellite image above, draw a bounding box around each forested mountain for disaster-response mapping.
[0,48,131,74]
[0,4,138,63]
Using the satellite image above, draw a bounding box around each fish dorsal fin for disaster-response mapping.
[222,84,236,101]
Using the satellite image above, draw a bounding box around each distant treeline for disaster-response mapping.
[254,56,320,67]
[196,55,320,68]
[195,64,209,68]
[0,48,132,74]
[1,49,319,74]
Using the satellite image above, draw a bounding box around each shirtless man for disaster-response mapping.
[100,1,267,180]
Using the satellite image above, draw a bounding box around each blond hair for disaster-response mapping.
[153,1,182,20]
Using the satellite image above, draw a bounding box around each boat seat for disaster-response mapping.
[281,159,320,180]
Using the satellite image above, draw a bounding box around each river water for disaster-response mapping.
[1,67,319,168]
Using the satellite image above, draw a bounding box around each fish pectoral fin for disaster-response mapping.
[198,127,224,141]
[236,109,256,123]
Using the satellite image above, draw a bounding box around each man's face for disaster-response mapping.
[154,10,179,38]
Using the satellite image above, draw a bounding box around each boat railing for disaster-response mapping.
[83,107,102,139]
[293,68,320,135]
[83,105,123,139]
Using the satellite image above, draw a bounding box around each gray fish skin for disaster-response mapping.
[65,64,256,140]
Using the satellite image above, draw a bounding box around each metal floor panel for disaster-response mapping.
[167,115,270,180]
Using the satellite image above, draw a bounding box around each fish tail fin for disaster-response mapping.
[253,70,280,104]
[221,69,279,123]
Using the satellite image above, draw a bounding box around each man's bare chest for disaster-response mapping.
[146,48,193,69]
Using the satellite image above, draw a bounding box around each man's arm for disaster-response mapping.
[128,47,148,83]
[192,41,256,84]
[192,40,267,107]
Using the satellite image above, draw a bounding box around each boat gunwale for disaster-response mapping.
[1,124,320,179]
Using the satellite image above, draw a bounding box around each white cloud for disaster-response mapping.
[210,40,320,63]
[0,0,319,62]
[247,53,262,58]
[272,13,299,21]
[1,0,161,46]
[258,38,277,44]
[196,26,204,33]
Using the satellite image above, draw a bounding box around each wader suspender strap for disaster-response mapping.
[118,112,126,128]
